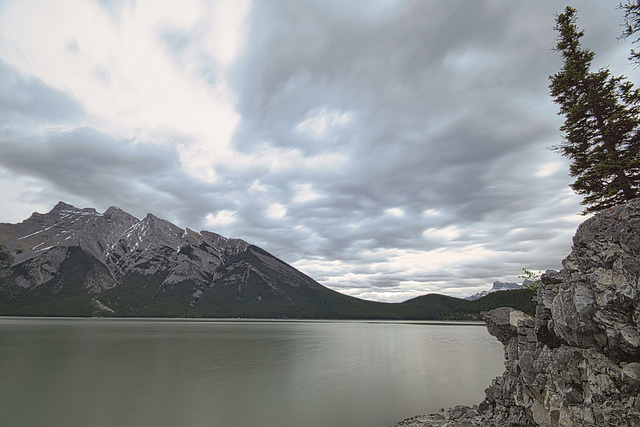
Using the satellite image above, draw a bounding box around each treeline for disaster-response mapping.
[1,281,535,321]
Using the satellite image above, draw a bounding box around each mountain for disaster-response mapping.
[0,202,534,319]
[401,288,535,320]
[0,202,362,318]
[465,280,524,301]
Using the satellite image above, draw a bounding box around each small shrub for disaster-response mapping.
[519,268,544,291]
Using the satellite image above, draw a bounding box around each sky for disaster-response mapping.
[0,1,637,302]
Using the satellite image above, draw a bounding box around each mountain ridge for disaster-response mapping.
[0,202,534,319]
[465,280,524,301]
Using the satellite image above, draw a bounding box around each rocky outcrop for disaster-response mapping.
[393,198,640,426]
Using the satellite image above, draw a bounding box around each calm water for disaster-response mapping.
[0,318,504,427]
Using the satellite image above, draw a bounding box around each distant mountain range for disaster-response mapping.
[0,202,534,319]
[465,281,525,301]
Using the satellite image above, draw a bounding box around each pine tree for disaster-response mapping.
[549,6,640,213]
[620,1,640,64]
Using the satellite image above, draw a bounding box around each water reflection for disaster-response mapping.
[0,319,504,427]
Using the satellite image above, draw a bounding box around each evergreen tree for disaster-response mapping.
[549,6,640,213]
[620,1,640,64]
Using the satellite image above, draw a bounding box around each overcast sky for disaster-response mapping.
[0,1,637,301]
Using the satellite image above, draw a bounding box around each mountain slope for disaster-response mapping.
[0,202,534,319]
[0,202,389,318]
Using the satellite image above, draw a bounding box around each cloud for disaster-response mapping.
[0,0,246,183]
[0,125,233,229]
[0,0,634,301]
[385,208,405,218]
[292,183,323,204]
[266,203,288,219]
[0,60,84,127]
[206,210,237,227]
[295,108,353,139]
[423,226,462,242]
[535,161,564,178]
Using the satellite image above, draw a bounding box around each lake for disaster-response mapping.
[0,318,504,427]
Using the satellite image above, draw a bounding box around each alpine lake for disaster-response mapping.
[0,317,504,427]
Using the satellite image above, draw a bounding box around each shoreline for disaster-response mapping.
[0,315,486,326]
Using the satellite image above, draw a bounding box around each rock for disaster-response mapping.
[622,362,640,385]
[484,307,520,344]
[391,198,640,427]
[392,406,484,427]
[541,270,562,286]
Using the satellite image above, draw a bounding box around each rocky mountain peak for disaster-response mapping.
[1,201,358,318]
[104,205,135,219]
[52,201,76,211]
[51,201,100,217]
[466,280,524,301]
[141,212,181,234]
[0,202,291,304]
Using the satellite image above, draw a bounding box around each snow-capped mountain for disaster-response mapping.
[1,202,250,295]
[0,202,538,319]
[465,280,525,301]
[0,202,338,316]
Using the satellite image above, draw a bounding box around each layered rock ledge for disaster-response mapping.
[393,199,640,426]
